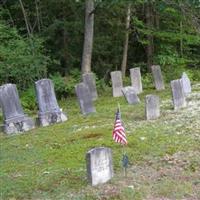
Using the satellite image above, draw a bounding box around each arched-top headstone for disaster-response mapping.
[151,65,165,90]
[181,72,191,95]
[75,82,96,115]
[110,71,123,97]
[35,79,67,127]
[130,67,143,94]
[171,79,186,110]
[0,84,35,134]
[82,72,98,101]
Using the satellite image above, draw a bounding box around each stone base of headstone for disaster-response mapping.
[3,115,35,134]
[38,111,67,127]
[145,95,160,120]
[122,86,140,104]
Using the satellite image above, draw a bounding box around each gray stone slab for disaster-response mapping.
[35,79,67,127]
[82,73,98,101]
[171,79,187,110]
[181,72,191,95]
[0,84,35,134]
[86,147,114,186]
[130,67,142,94]
[151,65,165,90]
[110,71,123,97]
[145,95,160,120]
[75,82,96,115]
[122,86,140,104]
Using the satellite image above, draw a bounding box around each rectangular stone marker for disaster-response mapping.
[145,95,160,120]
[122,86,140,104]
[171,79,186,110]
[0,84,35,134]
[151,65,165,90]
[75,82,96,115]
[82,73,98,101]
[35,79,67,127]
[86,147,113,186]
[181,72,192,95]
[110,71,123,97]
[130,67,142,94]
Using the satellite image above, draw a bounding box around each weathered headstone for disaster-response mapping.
[75,82,96,115]
[0,84,35,134]
[86,147,114,186]
[130,67,142,94]
[122,86,140,104]
[151,65,165,90]
[35,79,67,127]
[171,79,186,110]
[145,95,160,120]
[110,71,123,97]
[181,72,191,95]
[82,73,98,101]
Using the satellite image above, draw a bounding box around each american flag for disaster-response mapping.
[112,108,127,145]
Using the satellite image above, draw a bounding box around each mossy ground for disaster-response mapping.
[0,84,200,200]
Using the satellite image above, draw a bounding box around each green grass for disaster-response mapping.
[0,85,200,199]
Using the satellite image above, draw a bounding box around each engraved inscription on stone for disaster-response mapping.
[110,71,123,97]
[151,65,165,90]
[86,147,113,186]
[130,67,143,94]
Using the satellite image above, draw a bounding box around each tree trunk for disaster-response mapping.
[121,3,131,77]
[146,1,154,71]
[81,0,94,74]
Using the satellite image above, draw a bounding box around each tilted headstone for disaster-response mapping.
[151,65,165,90]
[110,71,123,97]
[181,72,191,95]
[130,67,143,94]
[170,79,186,110]
[75,82,96,115]
[122,86,140,104]
[86,147,114,186]
[145,95,160,120]
[0,84,35,134]
[35,79,67,127]
[82,73,98,101]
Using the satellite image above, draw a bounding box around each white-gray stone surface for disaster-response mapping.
[130,67,142,94]
[86,147,113,186]
[151,65,165,90]
[181,72,191,95]
[122,86,140,104]
[171,79,187,110]
[35,79,67,127]
[75,82,96,115]
[110,71,123,97]
[0,84,35,134]
[82,73,98,101]
[145,95,160,120]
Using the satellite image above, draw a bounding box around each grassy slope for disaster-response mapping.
[0,85,200,200]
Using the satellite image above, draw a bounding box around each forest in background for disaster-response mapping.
[0,0,200,99]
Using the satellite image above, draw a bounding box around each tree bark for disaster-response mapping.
[121,3,131,77]
[81,0,94,74]
[146,1,154,71]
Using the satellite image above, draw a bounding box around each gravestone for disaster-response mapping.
[151,65,165,90]
[86,147,114,186]
[110,71,123,97]
[130,67,142,94]
[171,79,186,110]
[82,73,98,101]
[75,82,96,115]
[35,79,67,127]
[0,84,35,134]
[122,86,140,104]
[181,72,191,95]
[145,95,160,120]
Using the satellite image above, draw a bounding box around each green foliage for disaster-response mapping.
[0,22,49,90]
[50,69,81,99]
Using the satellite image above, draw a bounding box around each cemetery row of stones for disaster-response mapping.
[0,65,191,135]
